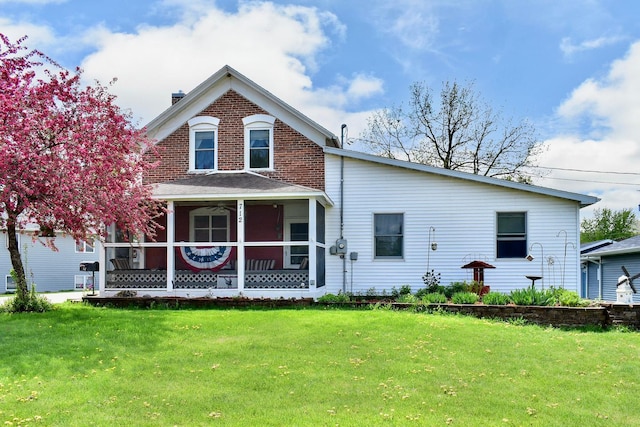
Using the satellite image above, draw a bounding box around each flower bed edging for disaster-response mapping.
[320,301,640,329]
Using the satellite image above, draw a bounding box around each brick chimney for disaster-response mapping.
[171,90,185,105]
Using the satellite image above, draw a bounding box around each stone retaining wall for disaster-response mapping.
[83,296,640,329]
[335,302,640,329]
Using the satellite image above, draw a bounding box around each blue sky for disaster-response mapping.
[2,0,640,217]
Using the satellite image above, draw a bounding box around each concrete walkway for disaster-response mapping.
[0,291,85,305]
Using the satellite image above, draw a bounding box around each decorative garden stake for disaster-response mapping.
[616,266,639,304]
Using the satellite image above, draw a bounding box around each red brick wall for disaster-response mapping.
[145,90,325,191]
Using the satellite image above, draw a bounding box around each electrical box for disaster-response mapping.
[335,239,348,254]
[349,252,358,261]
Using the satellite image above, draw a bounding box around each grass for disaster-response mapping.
[1,305,640,426]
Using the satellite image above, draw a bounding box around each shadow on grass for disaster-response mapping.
[0,303,175,378]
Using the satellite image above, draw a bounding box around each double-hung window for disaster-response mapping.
[374,213,404,259]
[243,115,275,170]
[188,116,220,172]
[496,212,527,258]
[190,207,229,243]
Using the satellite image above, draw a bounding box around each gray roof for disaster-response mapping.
[152,172,331,203]
[324,147,600,208]
[580,239,614,254]
[584,235,640,256]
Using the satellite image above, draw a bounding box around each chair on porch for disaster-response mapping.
[246,259,276,271]
[110,258,132,270]
[299,257,309,270]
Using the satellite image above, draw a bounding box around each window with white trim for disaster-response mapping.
[6,275,16,291]
[188,116,220,172]
[374,213,404,259]
[189,207,230,242]
[74,275,94,290]
[75,240,95,253]
[243,114,275,170]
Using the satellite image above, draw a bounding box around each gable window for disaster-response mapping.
[243,114,275,170]
[496,212,527,258]
[189,207,229,243]
[188,116,220,172]
[374,213,404,259]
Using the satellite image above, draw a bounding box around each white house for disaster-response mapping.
[86,65,599,298]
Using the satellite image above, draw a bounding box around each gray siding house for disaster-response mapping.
[581,236,640,302]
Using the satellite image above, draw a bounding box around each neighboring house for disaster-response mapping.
[581,236,640,302]
[0,230,99,293]
[97,65,599,299]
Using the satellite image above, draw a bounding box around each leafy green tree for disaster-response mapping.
[356,80,541,180]
[581,208,638,243]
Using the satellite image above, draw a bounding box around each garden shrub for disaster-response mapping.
[391,285,412,299]
[550,287,589,307]
[1,286,53,313]
[451,291,479,304]
[416,285,446,299]
[445,282,470,298]
[482,291,511,305]
[396,293,418,303]
[422,292,447,304]
[509,286,554,306]
[422,270,442,293]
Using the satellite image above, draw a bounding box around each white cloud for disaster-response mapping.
[0,17,56,47]
[346,74,384,100]
[558,41,640,139]
[537,41,640,216]
[560,35,624,58]
[370,0,439,52]
[75,1,367,135]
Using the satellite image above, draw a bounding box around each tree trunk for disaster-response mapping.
[6,221,28,303]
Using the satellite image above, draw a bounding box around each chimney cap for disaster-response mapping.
[171,90,185,105]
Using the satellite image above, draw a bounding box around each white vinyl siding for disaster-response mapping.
[324,154,582,295]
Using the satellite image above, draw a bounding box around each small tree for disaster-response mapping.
[357,80,541,180]
[0,34,162,309]
[581,208,638,243]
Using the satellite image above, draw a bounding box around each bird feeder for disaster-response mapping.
[461,260,495,284]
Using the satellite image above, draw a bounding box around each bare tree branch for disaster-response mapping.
[355,80,541,180]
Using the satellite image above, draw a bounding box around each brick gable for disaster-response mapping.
[145,90,325,190]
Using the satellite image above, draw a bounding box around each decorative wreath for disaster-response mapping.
[178,246,232,272]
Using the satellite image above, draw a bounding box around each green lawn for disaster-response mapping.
[1,304,639,426]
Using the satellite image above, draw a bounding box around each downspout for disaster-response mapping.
[340,124,347,293]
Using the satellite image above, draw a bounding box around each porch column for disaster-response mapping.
[308,198,317,291]
[166,201,175,291]
[237,199,245,290]
[98,240,106,295]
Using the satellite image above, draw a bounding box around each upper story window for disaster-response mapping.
[188,116,220,172]
[75,240,95,253]
[496,212,527,258]
[243,114,275,170]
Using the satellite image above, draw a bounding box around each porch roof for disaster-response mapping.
[151,172,333,204]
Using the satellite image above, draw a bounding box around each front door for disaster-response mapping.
[284,219,308,268]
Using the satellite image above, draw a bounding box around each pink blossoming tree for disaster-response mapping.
[0,34,162,308]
